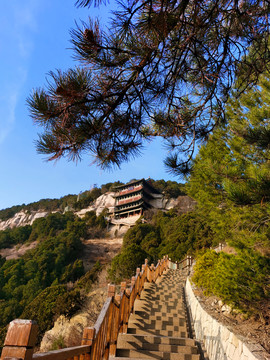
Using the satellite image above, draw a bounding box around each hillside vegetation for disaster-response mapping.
[0,211,107,347]
[108,210,214,282]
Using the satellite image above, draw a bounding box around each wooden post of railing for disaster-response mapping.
[141,264,146,294]
[141,264,145,272]
[154,261,158,280]
[135,267,140,299]
[150,264,154,282]
[120,281,128,334]
[115,292,121,341]
[106,284,115,359]
[144,259,149,282]
[149,264,152,282]
[110,292,119,358]
[118,282,126,334]
[131,276,136,288]
[130,276,136,301]
[120,281,126,293]
[157,260,161,277]
[115,293,121,302]
[162,256,166,273]
[108,284,115,298]
[129,276,136,314]
[124,288,130,333]
[1,319,38,360]
[144,259,148,266]
[81,327,95,360]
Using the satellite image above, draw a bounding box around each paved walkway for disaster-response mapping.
[111,269,201,360]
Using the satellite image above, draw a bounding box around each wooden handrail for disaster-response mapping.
[1,255,193,360]
[168,255,194,270]
[33,345,91,360]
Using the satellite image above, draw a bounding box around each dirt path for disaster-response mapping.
[0,241,38,260]
[81,237,123,271]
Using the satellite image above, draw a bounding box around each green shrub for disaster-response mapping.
[192,249,270,315]
[123,223,159,248]
[21,285,67,336]
[0,226,32,249]
[60,260,85,283]
[76,261,102,293]
[21,285,83,341]
[50,335,65,350]
[108,244,149,283]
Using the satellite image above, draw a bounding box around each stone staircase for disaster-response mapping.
[111,269,201,360]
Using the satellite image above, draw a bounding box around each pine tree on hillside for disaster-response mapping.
[188,72,270,207]
[187,72,270,248]
[225,73,270,205]
[27,0,270,175]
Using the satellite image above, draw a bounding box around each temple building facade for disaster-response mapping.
[113,179,162,219]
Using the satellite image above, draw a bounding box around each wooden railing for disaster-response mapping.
[169,255,193,270]
[1,255,182,360]
[117,195,142,206]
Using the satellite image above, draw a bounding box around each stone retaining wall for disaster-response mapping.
[185,278,269,360]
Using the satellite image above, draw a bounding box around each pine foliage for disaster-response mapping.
[187,72,270,317]
[28,0,270,173]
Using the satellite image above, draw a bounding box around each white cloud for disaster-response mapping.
[0,1,41,144]
[0,94,17,144]
[12,0,40,59]
[0,67,27,144]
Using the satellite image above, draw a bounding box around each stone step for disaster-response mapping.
[140,296,183,302]
[117,334,196,347]
[128,322,188,332]
[115,349,200,359]
[140,290,183,296]
[116,344,197,354]
[134,301,185,312]
[149,304,185,310]
[135,299,184,306]
[161,288,184,293]
[128,317,187,328]
[129,314,187,324]
[133,305,182,312]
[134,307,186,315]
[111,357,199,360]
[130,310,185,317]
[142,287,182,292]
[136,297,184,303]
[140,297,183,304]
[127,327,189,338]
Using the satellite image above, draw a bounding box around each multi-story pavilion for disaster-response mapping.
[113,179,162,219]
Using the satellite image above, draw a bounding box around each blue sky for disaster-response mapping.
[0,1,178,210]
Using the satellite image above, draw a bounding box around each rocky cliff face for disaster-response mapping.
[0,193,196,231]
[0,193,116,231]
[76,192,115,217]
[0,210,49,231]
